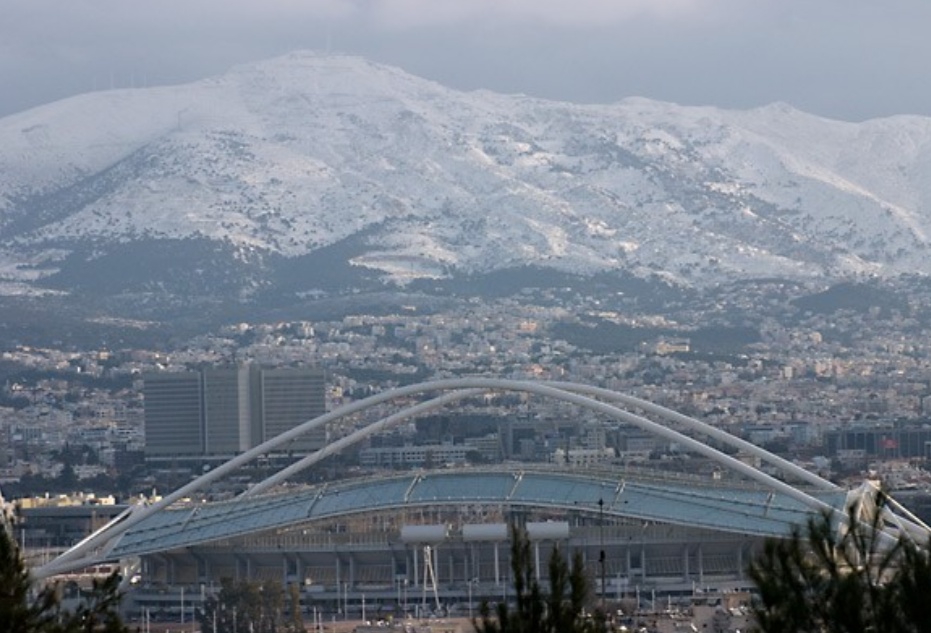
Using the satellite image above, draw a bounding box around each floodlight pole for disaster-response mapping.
[598,497,606,612]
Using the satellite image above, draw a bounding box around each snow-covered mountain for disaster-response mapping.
[2,51,931,300]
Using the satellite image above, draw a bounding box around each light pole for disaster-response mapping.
[598,497,606,611]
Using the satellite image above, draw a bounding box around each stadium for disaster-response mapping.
[32,378,930,620]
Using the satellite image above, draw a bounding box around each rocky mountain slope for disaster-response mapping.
[2,51,931,302]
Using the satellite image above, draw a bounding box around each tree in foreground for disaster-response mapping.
[749,493,931,633]
[473,524,609,633]
[196,576,303,633]
[0,524,130,633]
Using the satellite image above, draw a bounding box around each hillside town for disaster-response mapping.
[4,276,931,510]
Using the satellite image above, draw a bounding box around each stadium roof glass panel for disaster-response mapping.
[107,468,846,558]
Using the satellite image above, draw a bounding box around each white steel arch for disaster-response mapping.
[243,389,485,497]
[242,378,837,499]
[548,381,839,491]
[35,378,922,579]
[241,384,830,504]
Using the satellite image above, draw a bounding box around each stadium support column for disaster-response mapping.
[349,553,356,588]
[698,544,704,584]
[235,554,250,581]
[683,546,689,581]
[335,557,341,597]
[413,547,419,587]
[494,543,500,586]
[736,543,743,579]
[640,544,646,582]
[534,541,541,582]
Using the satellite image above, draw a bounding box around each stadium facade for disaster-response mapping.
[37,378,929,620]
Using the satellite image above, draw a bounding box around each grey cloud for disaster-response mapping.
[1,0,930,121]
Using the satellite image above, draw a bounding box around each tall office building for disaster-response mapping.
[144,365,326,460]
[256,367,327,452]
[203,366,252,454]
[142,371,204,457]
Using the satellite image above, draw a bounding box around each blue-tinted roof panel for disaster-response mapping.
[107,469,846,558]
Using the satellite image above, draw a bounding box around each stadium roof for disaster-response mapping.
[107,468,847,558]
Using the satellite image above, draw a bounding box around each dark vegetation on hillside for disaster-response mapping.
[791,281,908,316]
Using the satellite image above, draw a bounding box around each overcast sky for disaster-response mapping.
[1,0,929,121]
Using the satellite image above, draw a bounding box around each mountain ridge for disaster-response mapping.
[2,51,931,302]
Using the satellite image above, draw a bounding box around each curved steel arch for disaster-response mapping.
[244,389,484,497]
[38,378,844,578]
[241,383,831,507]
[548,381,839,491]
